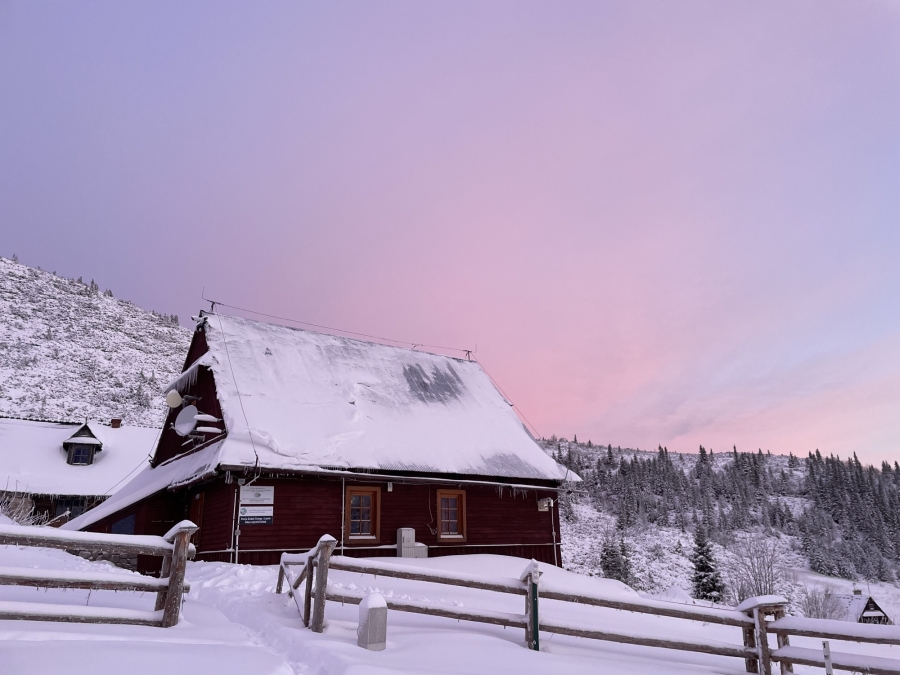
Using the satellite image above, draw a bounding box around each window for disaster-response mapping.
[55,497,87,519]
[67,444,95,465]
[111,513,136,535]
[345,487,381,542]
[436,489,466,541]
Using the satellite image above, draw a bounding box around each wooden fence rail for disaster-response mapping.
[0,520,197,628]
[276,534,900,675]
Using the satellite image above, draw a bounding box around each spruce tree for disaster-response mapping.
[690,524,726,602]
[600,534,632,585]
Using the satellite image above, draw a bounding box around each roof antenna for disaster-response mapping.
[201,286,218,313]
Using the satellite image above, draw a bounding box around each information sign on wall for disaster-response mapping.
[239,505,273,525]
[240,485,274,505]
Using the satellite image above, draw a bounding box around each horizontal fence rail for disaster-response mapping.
[769,616,900,645]
[0,523,196,558]
[539,618,756,660]
[328,557,529,597]
[276,535,900,675]
[326,587,528,629]
[772,645,900,675]
[0,566,190,593]
[0,520,197,628]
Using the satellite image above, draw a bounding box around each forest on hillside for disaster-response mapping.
[549,439,900,584]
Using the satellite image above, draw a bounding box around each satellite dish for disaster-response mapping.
[174,405,198,436]
[166,390,183,408]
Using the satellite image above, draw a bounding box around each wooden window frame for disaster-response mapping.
[344,486,381,544]
[436,489,467,543]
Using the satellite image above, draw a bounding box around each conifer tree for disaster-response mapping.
[600,533,632,586]
[690,524,726,602]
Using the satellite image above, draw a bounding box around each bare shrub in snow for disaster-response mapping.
[798,585,843,620]
[724,535,780,604]
[0,491,49,526]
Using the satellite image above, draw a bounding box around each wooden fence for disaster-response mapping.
[0,520,198,628]
[277,534,900,675]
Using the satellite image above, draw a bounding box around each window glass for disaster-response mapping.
[56,498,86,518]
[440,496,459,534]
[349,492,374,536]
[111,513,136,535]
[70,445,92,465]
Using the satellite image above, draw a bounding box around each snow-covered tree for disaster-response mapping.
[690,524,725,602]
[600,533,632,586]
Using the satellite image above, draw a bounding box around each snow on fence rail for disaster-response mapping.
[0,520,198,628]
[277,534,900,675]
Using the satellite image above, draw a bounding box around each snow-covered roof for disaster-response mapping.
[0,417,158,497]
[168,314,567,482]
[837,593,890,623]
[63,441,222,531]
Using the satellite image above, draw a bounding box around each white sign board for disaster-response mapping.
[240,485,274,505]
[239,505,273,525]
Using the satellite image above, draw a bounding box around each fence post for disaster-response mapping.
[823,640,833,675]
[303,557,315,627]
[311,537,337,633]
[737,596,786,675]
[276,561,286,595]
[160,521,198,628]
[521,560,541,650]
[753,607,772,675]
[742,614,759,674]
[772,606,793,674]
[154,556,172,611]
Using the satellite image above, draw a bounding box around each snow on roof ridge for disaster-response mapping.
[205,310,473,362]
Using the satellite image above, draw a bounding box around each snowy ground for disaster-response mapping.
[3,542,900,675]
[0,543,291,674]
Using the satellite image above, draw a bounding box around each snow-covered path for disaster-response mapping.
[187,555,755,675]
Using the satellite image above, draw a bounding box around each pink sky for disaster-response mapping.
[2,2,900,463]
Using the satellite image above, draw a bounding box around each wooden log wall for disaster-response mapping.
[190,475,561,566]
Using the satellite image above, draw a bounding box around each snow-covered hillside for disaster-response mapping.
[546,437,900,619]
[0,257,191,426]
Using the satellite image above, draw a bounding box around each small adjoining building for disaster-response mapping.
[0,416,159,524]
[65,313,573,570]
[838,590,893,625]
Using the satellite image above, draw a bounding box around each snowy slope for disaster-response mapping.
[0,257,191,426]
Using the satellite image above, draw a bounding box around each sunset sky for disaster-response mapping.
[2,2,899,463]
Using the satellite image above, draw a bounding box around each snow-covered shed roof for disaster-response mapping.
[167,313,568,481]
[64,441,223,530]
[837,593,892,623]
[0,417,159,497]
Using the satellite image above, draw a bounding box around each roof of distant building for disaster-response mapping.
[0,417,158,497]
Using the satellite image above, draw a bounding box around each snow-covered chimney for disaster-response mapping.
[110,418,122,428]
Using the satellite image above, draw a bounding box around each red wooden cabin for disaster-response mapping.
[64,313,571,569]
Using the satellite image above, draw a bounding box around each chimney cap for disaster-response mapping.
[110,418,122,428]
